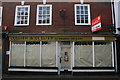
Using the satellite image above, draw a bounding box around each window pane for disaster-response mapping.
[47,11,50,14]
[95,42,112,67]
[26,42,40,67]
[85,6,88,10]
[85,20,88,23]
[39,11,42,15]
[18,8,21,11]
[77,20,80,23]
[41,41,56,67]
[85,15,88,19]
[47,7,50,10]
[77,11,80,14]
[80,6,83,11]
[77,6,80,10]
[39,20,42,23]
[39,7,42,10]
[85,11,88,14]
[25,7,28,11]
[74,41,93,67]
[25,12,28,15]
[77,15,80,20]
[11,41,25,66]
[81,15,84,20]
[43,7,47,11]
[81,11,84,14]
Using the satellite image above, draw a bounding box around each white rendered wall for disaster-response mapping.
[114,0,120,34]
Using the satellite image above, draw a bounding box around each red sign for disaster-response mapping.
[92,16,102,32]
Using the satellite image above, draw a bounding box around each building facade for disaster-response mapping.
[1,0,118,76]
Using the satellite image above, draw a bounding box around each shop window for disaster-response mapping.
[41,41,56,67]
[10,41,56,67]
[10,41,25,66]
[14,5,30,26]
[74,41,93,67]
[75,4,91,25]
[0,7,3,26]
[26,42,40,67]
[36,5,52,25]
[94,42,112,67]
[74,41,113,67]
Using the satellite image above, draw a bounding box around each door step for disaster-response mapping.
[60,70,72,75]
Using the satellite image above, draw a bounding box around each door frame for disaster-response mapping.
[58,41,73,71]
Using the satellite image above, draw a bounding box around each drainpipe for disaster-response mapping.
[111,0,116,34]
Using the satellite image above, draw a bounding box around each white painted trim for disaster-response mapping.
[24,41,26,67]
[40,41,42,67]
[36,5,52,25]
[72,41,75,67]
[8,68,57,72]
[74,4,91,25]
[56,41,58,67]
[111,0,115,31]
[72,69,115,72]
[114,41,118,72]
[9,41,12,67]
[111,42,115,67]
[14,5,30,26]
[58,43,61,74]
[92,41,95,67]
[0,7,3,26]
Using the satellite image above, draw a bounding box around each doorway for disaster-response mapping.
[59,41,72,71]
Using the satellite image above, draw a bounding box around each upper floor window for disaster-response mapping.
[75,4,91,25]
[36,5,52,25]
[0,7,3,26]
[14,5,30,26]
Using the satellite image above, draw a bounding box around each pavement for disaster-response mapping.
[1,73,120,80]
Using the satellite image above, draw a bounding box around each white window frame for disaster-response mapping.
[75,4,91,25]
[14,5,30,26]
[0,7,3,26]
[36,5,52,25]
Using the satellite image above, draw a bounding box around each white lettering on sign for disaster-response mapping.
[92,37,105,40]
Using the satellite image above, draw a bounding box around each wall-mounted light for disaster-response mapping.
[21,1,25,5]
[80,0,84,4]
[4,26,8,30]
[43,0,46,4]
[59,9,66,19]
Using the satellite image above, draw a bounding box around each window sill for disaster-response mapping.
[75,24,91,26]
[14,24,29,26]
[36,24,52,26]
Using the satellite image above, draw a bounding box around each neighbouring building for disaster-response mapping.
[1,0,119,78]
[114,0,120,74]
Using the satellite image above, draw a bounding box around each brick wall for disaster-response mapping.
[2,2,113,33]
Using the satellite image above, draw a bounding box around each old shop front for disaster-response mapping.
[7,34,117,74]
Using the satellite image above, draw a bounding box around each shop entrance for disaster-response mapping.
[59,41,72,71]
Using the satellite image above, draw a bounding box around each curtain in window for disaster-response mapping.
[95,42,112,67]
[26,44,40,67]
[41,42,56,67]
[74,44,93,67]
[11,42,24,66]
